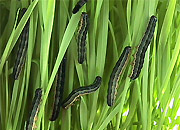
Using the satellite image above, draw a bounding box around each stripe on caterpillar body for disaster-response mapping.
[50,55,67,121]
[107,46,131,106]
[26,88,42,130]
[62,76,102,109]
[72,0,88,14]
[130,15,157,80]
[77,12,89,64]
[13,8,29,80]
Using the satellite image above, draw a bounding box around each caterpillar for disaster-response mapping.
[50,55,67,121]
[62,76,102,109]
[72,0,88,14]
[130,15,157,80]
[77,12,89,64]
[13,8,29,80]
[26,88,42,130]
[107,46,131,106]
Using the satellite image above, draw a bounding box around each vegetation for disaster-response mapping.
[0,0,180,129]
